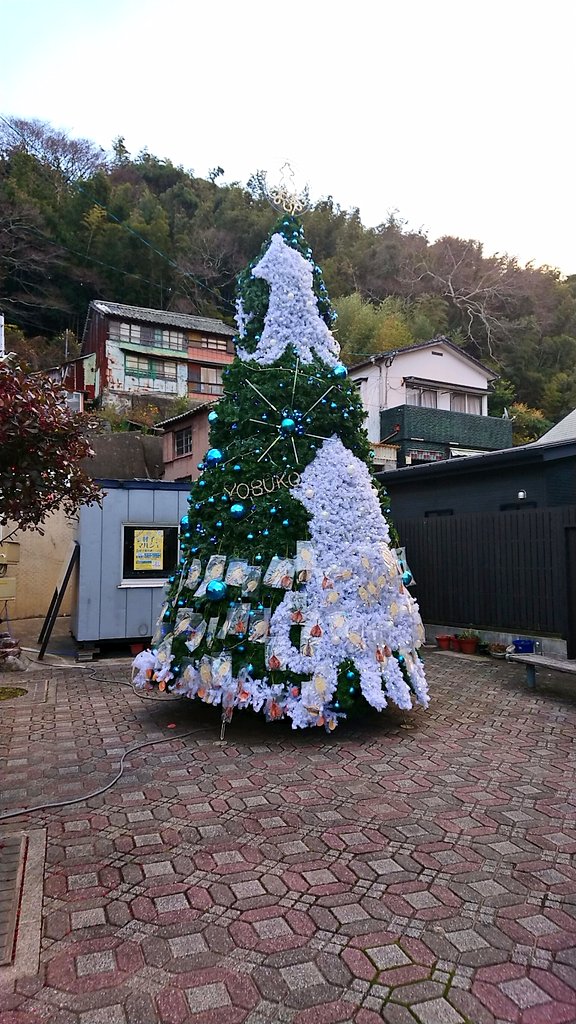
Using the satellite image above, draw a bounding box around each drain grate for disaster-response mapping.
[0,835,27,966]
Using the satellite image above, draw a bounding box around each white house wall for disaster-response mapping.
[350,345,491,443]
[104,338,186,400]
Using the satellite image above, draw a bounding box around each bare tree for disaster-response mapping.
[402,236,526,359]
[0,115,107,181]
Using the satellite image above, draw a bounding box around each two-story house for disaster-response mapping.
[80,301,236,410]
[349,337,512,468]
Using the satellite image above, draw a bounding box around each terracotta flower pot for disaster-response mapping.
[436,635,452,651]
[459,637,479,654]
[450,636,461,652]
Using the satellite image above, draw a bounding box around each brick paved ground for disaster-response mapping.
[0,652,575,1024]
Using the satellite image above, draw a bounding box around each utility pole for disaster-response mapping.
[0,309,5,359]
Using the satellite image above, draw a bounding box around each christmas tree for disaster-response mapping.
[132,213,429,731]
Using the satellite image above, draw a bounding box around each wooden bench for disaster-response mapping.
[506,653,576,689]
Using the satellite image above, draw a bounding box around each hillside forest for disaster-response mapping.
[2,115,576,443]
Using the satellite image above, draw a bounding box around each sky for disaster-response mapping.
[1,0,574,274]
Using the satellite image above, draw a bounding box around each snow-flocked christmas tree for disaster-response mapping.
[132,213,429,731]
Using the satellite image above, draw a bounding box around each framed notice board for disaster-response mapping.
[122,525,179,582]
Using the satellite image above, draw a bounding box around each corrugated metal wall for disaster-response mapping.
[395,506,576,638]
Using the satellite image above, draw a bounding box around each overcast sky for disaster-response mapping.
[2,0,574,274]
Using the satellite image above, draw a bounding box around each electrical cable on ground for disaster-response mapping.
[0,728,203,823]
[1,658,202,821]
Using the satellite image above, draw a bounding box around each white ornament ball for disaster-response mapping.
[305,488,315,498]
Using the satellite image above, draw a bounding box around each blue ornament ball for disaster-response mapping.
[205,448,223,466]
[333,363,348,379]
[233,464,241,472]
[180,513,189,527]
[281,416,296,434]
[206,580,228,601]
[230,503,245,519]
[402,570,413,586]
[207,410,219,424]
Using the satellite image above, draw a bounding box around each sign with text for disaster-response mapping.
[133,529,164,572]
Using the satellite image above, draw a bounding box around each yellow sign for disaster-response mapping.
[134,529,164,571]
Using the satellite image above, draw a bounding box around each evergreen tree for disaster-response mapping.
[133,215,429,731]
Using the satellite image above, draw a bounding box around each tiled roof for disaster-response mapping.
[91,300,236,336]
[156,400,217,428]
[531,409,576,445]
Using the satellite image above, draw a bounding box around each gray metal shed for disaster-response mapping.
[72,479,190,643]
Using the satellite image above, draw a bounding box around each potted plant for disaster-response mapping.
[436,635,452,651]
[488,642,508,658]
[456,630,480,654]
[450,635,461,652]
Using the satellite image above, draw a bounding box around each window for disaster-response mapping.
[406,386,437,408]
[66,392,84,413]
[200,335,229,351]
[174,425,192,457]
[125,354,177,380]
[122,525,179,582]
[108,321,134,341]
[450,392,482,415]
[108,321,185,351]
[188,364,224,395]
[140,326,186,351]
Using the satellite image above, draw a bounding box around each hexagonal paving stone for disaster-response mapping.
[412,997,465,1024]
[4,657,576,1024]
[369,944,411,970]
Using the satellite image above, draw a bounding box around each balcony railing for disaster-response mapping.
[380,404,513,451]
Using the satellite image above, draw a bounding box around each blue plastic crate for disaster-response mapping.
[513,638,535,654]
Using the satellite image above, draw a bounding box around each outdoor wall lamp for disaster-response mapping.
[517,490,527,500]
